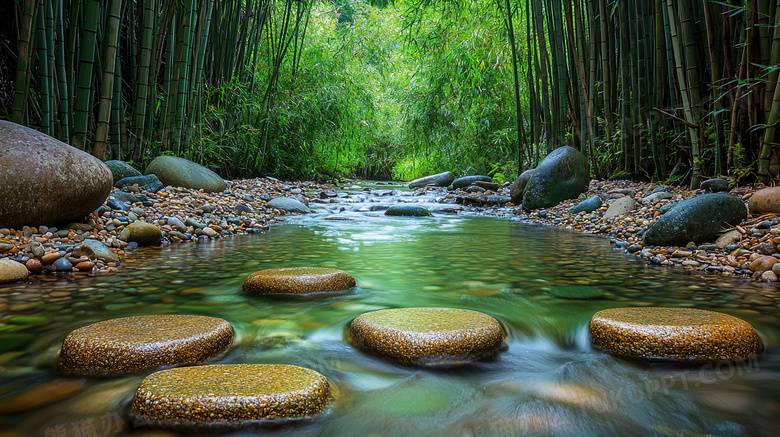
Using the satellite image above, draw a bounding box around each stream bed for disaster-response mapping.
[2,184,780,436]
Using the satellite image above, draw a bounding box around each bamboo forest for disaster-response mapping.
[0,0,777,184]
[3,2,780,437]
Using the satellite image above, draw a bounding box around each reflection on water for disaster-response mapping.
[2,190,780,436]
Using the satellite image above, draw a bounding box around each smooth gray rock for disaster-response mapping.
[603,197,636,220]
[73,239,119,262]
[384,205,432,217]
[268,197,311,214]
[408,171,455,189]
[0,121,113,228]
[571,196,603,214]
[452,175,492,189]
[522,146,589,210]
[104,160,141,184]
[510,169,536,205]
[112,191,140,205]
[642,191,672,203]
[115,174,163,193]
[643,193,747,246]
[145,156,226,193]
[700,178,729,192]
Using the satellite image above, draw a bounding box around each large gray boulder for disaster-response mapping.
[0,121,113,228]
[144,156,226,193]
[643,193,747,246]
[522,146,589,210]
[104,160,141,184]
[452,175,491,189]
[510,169,536,205]
[408,171,455,189]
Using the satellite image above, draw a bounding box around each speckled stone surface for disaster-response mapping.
[349,308,504,366]
[58,315,233,376]
[242,267,356,295]
[590,307,762,362]
[130,364,330,428]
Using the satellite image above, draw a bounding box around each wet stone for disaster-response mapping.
[349,307,504,367]
[242,267,356,295]
[130,364,330,428]
[548,285,605,300]
[384,205,432,217]
[590,307,762,362]
[58,315,233,376]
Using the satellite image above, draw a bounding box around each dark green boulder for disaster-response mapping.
[104,160,141,184]
[522,146,589,210]
[408,171,455,189]
[700,178,729,193]
[145,156,226,193]
[384,205,432,217]
[643,193,747,246]
[115,174,163,193]
[452,175,492,189]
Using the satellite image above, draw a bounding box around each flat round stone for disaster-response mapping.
[242,267,356,295]
[58,315,233,376]
[349,308,504,366]
[590,307,762,362]
[130,364,330,428]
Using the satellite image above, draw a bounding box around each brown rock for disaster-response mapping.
[75,261,95,271]
[749,256,778,272]
[0,258,29,284]
[25,258,43,274]
[748,187,780,214]
[475,181,501,191]
[41,252,62,264]
[58,315,233,376]
[242,267,356,295]
[590,307,762,362]
[349,307,504,366]
[0,380,82,414]
[760,270,777,282]
[0,121,113,228]
[130,364,330,428]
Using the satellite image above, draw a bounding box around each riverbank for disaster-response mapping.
[507,179,779,283]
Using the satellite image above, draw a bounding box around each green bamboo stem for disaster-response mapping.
[11,0,37,125]
[94,0,123,160]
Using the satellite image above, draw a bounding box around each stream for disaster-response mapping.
[1,182,780,436]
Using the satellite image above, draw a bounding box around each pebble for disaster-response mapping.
[53,257,73,272]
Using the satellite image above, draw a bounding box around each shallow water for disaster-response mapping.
[2,185,780,437]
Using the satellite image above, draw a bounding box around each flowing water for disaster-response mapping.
[2,183,780,437]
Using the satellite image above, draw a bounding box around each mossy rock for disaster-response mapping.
[104,160,141,184]
[130,364,330,428]
[590,307,762,362]
[349,308,504,367]
[58,315,233,376]
[522,146,589,210]
[384,205,432,217]
[242,267,356,295]
[408,171,455,189]
[452,175,492,189]
[145,155,226,193]
[642,193,747,246]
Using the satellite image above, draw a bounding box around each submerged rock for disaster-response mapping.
[242,267,356,295]
[408,171,455,189]
[58,315,234,376]
[145,155,226,193]
[130,364,330,427]
[452,175,492,189]
[0,120,113,228]
[643,193,747,246]
[522,146,589,210]
[349,307,503,367]
[384,205,432,217]
[590,307,762,362]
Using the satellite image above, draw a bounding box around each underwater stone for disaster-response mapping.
[130,364,330,428]
[242,267,356,295]
[590,307,762,362]
[349,307,504,367]
[58,315,233,376]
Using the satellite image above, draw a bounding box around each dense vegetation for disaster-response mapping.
[1,1,778,186]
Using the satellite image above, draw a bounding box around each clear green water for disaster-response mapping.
[2,189,780,436]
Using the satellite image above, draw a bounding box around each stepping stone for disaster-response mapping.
[590,307,762,362]
[130,364,330,428]
[58,315,233,376]
[349,308,503,366]
[242,267,356,295]
[384,205,432,217]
